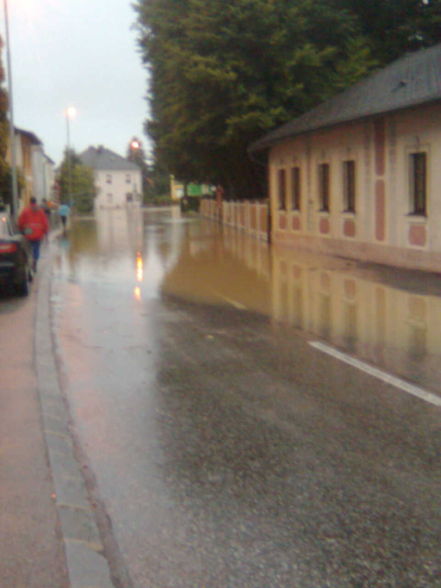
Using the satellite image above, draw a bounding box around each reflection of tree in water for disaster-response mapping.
[407,296,427,359]
[161,235,271,315]
[342,301,357,352]
[406,295,428,384]
[318,292,332,339]
[342,279,358,352]
[64,220,99,281]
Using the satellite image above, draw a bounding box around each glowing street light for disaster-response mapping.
[65,105,76,149]
[3,0,19,216]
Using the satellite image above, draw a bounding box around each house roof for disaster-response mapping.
[79,146,141,172]
[249,43,441,153]
[15,127,42,146]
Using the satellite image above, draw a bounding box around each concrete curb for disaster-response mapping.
[35,238,115,588]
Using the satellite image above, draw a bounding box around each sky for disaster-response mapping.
[1,0,150,165]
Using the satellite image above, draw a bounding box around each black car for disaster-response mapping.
[0,208,32,296]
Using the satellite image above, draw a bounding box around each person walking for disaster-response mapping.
[18,197,49,272]
[41,198,52,225]
[58,202,70,233]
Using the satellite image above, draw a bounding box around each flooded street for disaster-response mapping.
[50,207,440,587]
[57,206,441,394]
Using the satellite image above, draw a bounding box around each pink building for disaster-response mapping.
[249,43,441,273]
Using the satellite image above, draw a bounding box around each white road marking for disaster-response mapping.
[211,289,247,310]
[221,296,247,310]
[310,341,441,408]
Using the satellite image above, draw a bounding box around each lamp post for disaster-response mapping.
[3,0,19,217]
[65,106,76,205]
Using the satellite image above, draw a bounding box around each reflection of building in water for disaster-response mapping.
[95,208,187,300]
[341,279,358,351]
[95,208,145,256]
[166,221,441,386]
[270,248,441,388]
[407,296,427,360]
[318,293,332,341]
[161,222,271,313]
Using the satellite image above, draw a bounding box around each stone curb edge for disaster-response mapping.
[35,237,115,588]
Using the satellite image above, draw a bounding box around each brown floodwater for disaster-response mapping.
[55,206,441,395]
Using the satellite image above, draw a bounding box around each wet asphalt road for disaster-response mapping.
[50,209,440,587]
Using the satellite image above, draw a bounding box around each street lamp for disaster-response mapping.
[65,106,76,204]
[3,0,19,217]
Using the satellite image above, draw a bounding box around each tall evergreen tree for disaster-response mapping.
[331,0,441,63]
[134,0,378,198]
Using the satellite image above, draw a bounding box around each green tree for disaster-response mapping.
[58,148,96,213]
[331,0,441,63]
[0,37,12,209]
[134,0,376,199]
[146,162,170,199]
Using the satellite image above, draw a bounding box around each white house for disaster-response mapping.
[249,43,441,273]
[80,145,142,209]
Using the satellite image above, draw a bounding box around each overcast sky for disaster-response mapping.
[2,0,149,165]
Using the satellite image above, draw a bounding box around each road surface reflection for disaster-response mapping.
[56,207,441,394]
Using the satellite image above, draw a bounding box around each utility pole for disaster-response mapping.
[65,106,76,205]
[3,0,19,216]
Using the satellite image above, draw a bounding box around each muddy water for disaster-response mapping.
[57,206,441,394]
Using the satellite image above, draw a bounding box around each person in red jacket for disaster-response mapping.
[18,197,49,272]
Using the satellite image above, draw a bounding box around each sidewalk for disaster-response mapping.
[0,242,69,587]
[0,233,114,588]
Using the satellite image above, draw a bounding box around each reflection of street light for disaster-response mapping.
[65,106,76,204]
[3,0,19,216]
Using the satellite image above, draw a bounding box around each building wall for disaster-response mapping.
[5,129,53,211]
[95,169,142,208]
[31,144,48,202]
[16,133,34,205]
[269,102,441,272]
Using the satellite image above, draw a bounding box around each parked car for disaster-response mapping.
[0,207,32,296]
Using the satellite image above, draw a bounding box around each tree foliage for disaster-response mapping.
[332,0,441,63]
[0,37,12,208]
[58,149,96,213]
[134,0,439,199]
